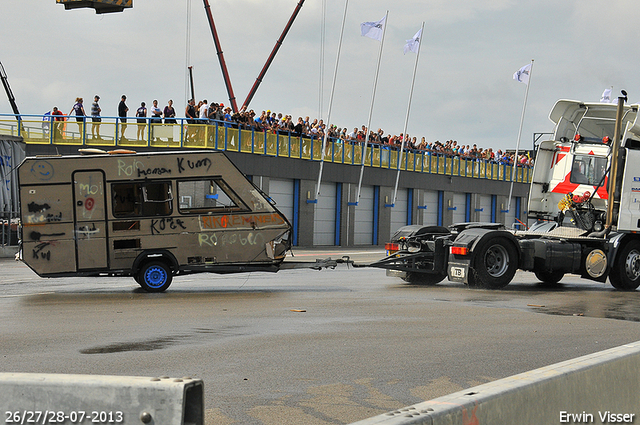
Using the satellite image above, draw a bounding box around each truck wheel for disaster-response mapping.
[402,272,447,285]
[609,240,640,291]
[472,237,517,289]
[465,270,482,288]
[138,261,173,292]
[534,270,564,286]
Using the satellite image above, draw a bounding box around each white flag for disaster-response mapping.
[513,63,531,85]
[403,28,422,54]
[361,15,386,41]
[600,88,612,103]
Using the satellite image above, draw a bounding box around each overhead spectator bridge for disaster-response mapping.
[0,113,531,183]
[0,114,532,249]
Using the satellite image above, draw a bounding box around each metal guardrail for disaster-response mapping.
[0,114,532,183]
[349,340,640,425]
[0,373,203,425]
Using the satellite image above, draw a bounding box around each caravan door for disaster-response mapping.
[73,170,108,270]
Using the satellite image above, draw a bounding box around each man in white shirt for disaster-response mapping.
[199,99,209,121]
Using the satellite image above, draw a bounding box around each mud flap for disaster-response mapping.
[448,261,470,284]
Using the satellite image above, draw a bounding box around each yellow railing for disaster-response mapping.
[0,114,532,183]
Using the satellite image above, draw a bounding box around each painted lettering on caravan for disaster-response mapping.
[25,211,63,224]
[150,217,187,235]
[76,223,100,239]
[199,213,284,231]
[197,232,265,247]
[137,167,171,178]
[117,158,145,177]
[78,182,102,196]
[176,157,212,173]
[32,242,52,261]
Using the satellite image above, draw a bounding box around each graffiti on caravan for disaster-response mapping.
[30,160,54,181]
[117,158,145,177]
[199,213,285,231]
[32,242,52,261]
[117,158,172,178]
[25,202,63,224]
[197,231,265,247]
[177,157,211,173]
[150,217,187,235]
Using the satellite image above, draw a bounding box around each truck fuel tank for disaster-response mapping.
[519,238,582,274]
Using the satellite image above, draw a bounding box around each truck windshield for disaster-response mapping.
[570,155,608,186]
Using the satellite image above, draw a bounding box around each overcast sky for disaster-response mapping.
[2,0,640,151]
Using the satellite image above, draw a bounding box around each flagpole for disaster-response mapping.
[392,22,424,206]
[315,0,349,196]
[507,59,534,214]
[355,11,389,205]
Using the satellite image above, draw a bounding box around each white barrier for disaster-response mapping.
[349,341,640,425]
[0,373,203,425]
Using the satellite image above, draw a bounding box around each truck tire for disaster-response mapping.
[465,270,482,288]
[137,261,173,292]
[472,237,518,289]
[609,240,640,291]
[534,270,564,286]
[402,272,447,285]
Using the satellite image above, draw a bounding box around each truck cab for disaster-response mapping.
[528,100,637,225]
[373,97,640,291]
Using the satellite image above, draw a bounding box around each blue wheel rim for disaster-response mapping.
[144,266,167,288]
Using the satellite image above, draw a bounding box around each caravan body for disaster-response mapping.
[18,151,291,291]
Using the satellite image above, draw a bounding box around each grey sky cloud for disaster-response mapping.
[2,0,639,151]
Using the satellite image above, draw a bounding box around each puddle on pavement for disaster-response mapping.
[21,290,279,307]
[532,296,640,322]
[80,325,246,354]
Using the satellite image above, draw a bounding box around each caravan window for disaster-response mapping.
[112,181,173,217]
[178,179,247,213]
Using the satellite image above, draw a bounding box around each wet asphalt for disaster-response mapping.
[1,248,639,424]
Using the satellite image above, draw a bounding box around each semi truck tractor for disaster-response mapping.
[374,94,640,291]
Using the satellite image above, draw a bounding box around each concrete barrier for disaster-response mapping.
[349,341,640,425]
[0,373,203,425]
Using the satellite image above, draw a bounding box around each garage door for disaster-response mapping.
[390,189,408,239]
[452,192,467,224]
[479,194,492,223]
[314,182,336,246]
[268,179,294,225]
[422,190,439,226]
[354,186,374,245]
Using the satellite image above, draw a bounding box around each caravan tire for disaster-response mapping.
[138,261,173,292]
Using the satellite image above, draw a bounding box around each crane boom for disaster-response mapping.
[0,61,20,116]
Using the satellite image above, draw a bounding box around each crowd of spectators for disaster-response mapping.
[187,99,533,167]
[50,96,533,167]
